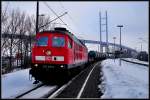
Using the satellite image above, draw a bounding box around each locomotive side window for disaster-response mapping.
[52,36,65,47]
[68,39,72,48]
[36,37,48,46]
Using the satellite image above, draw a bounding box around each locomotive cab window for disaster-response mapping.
[36,37,48,46]
[52,36,65,47]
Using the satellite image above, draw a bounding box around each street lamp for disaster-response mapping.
[138,37,143,52]
[39,12,68,30]
[140,43,142,52]
[117,25,123,66]
[52,22,67,28]
[113,37,116,62]
[39,14,45,17]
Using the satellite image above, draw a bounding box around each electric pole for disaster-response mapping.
[113,37,116,62]
[36,1,39,34]
[99,12,102,52]
[106,11,108,54]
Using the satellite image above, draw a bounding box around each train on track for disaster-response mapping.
[29,27,107,83]
[88,51,107,62]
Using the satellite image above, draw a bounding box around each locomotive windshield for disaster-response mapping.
[36,37,48,46]
[52,36,65,47]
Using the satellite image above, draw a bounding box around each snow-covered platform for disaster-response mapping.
[99,59,148,98]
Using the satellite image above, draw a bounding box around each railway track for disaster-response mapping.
[121,58,148,66]
[15,61,102,99]
[48,61,102,98]
[18,85,57,99]
[15,83,44,98]
[15,82,58,99]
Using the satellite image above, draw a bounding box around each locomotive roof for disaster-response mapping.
[39,30,86,47]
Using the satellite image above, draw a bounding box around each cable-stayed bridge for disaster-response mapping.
[2,33,137,53]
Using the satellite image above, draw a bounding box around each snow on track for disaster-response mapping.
[2,68,58,99]
[20,85,57,98]
[121,58,148,66]
[2,68,42,98]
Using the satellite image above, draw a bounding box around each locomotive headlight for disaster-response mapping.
[34,64,38,67]
[60,65,64,68]
[46,50,51,55]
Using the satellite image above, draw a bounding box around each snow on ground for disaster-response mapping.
[2,68,42,98]
[122,58,148,65]
[99,59,149,98]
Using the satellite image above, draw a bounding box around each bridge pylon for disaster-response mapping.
[99,11,108,53]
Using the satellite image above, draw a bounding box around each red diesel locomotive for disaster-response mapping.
[30,27,88,82]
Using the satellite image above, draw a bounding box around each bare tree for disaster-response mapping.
[2,6,53,73]
[1,2,9,23]
[38,15,51,32]
[2,8,27,72]
[9,9,23,70]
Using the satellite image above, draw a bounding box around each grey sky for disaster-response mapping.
[2,1,149,52]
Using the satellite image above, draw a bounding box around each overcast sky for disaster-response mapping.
[2,1,148,52]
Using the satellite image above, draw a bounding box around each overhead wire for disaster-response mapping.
[43,2,73,31]
[59,2,84,38]
[59,2,78,29]
[58,2,80,33]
